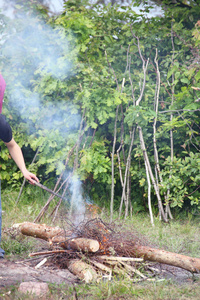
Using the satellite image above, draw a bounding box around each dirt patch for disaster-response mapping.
[151,262,199,284]
[0,258,78,288]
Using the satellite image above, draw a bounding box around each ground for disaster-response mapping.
[0,256,198,287]
[0,258,77,288]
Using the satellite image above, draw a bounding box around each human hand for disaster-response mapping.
[23,170,39,185]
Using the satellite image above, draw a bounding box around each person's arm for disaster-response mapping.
[4,138,39,184]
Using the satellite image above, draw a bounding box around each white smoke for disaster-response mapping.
[0,4,87,221]
[0,0,64,18]
[69,175,86,225]
[1,9,78,132]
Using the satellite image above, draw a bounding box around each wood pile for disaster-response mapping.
[13,219,200,283]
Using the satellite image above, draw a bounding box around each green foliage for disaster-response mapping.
[79,141,111,183]
[161,152,200,209]
[1,237,34,256]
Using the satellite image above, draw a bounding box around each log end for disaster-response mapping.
[67,260,97,283]
[70,238,100,253]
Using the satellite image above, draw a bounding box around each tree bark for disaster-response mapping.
[17,222,99,253]
[18,222,64,241]
[129,244,200,273]
[53,237,100,253]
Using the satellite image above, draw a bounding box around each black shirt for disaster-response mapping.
[0,114,12,143]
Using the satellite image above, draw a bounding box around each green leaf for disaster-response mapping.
[180,78,189,84]
[195,70,200,81]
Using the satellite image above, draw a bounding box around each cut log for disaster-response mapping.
[17,222,64,241]
[67,259,97,283]
[57,238,100,253]
[128,244,200,273]
[16,222,99,253]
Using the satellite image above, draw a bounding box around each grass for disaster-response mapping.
[1,186,200,299]
[1,278,200,299]
[121,213,200,257]
[1,187,53,259]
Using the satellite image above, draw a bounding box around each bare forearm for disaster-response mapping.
[5,138,39,184]
[7,141,27,174]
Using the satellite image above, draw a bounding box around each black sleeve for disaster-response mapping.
[0,114,12,143]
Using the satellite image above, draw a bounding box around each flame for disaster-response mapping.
[86,204,101,218]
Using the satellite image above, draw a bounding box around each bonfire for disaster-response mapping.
[12,217,200,283]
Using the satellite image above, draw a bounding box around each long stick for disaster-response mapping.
[33,180,69,202]
[29,250,72,257]
[98,256,143,262]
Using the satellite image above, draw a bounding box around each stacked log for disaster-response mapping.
[14,221,200,282]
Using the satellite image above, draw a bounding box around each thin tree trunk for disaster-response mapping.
[119,127,135,218]
[129,32,149,107]
[125,167,131,218]
[153,49,173,220]
[89,127,97,148]
[144,160,154,226]
[165,22,175,220]
[138,127,168,222]
[105,49,124,222]
[110,104,120,222]
[119,33,149,218]
[117,144,126,217]
[124,134,132,218]
[116,145,124,190]
[73,108,86,172]
[110,77,125,222]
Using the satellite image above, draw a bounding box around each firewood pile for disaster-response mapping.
[12,218,200,283]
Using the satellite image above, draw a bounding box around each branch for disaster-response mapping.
[130,28,149,106]
[159,109,200,113]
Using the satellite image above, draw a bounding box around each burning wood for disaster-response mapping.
[13,219,200,282]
